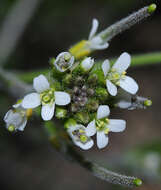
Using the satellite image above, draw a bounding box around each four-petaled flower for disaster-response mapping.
[4,103,28,132]
[54,52,74,72]
[86,105,126,149]
[88,18,109,50]
[22,74,71,121]
[102,52,139,96]
[67,124,94,150]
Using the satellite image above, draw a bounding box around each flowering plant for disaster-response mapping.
[2,3,157,188]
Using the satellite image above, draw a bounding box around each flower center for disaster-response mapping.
[72,128,88,144]
[41,89,55,105]
[107,68,126,85]
[96,118,109,131]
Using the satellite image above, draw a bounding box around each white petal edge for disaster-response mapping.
[41,103,55,121]
[90,42,109,50]
[112,52,131,73]
[4,110,13,123]
[89,18,99,40]
[18,118,27,131]
[117,100,131,109]
[55,91,71,105]
[97,105,110,119]
[106,79,117,96]
[33,74,50,93]
[22,93,41,109]
[108,119,126,132]
[102,59,110,77]
[75,139,94,150]
[86,120,96,136]
[97,131,109,149]
[119,76,139,95]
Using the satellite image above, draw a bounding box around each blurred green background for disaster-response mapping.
[0,0,161,190]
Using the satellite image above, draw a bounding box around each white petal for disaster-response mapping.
[106,79,117,96]
[55,91,71,105]
[108,119,126,132]
[89,18,99,40]
[22,93,41,109]
[18,118,27,131]
[90,42,109,50]
[75,139,94,150]
[97,105,110,119]
[102,59,110,77]
[33,75,50,93]
[119,76,139,95]
[117,101,131,109]
[41,103,55,121]
[86,120,96,136]
[81,57,94,71]
[112,52,131,73]
[4,110,13,123]
[97,131,109,149]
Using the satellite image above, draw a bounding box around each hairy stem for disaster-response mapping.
[45,121,141,188]
[98,4,156,42]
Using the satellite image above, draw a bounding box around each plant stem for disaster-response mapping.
[44,122,141,188]
[98,4,156,42]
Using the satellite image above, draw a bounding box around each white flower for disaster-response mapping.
[4,104,27,132]
[81,57,94,72]
[86,105,126,149]
[88,18,109,50]
[22,74,71,121]
[54,52,74,72]
[102,52,139,96]
[67,124,94,150]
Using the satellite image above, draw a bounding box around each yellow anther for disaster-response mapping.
[104,128,109,135]
[26,109,32,118]
[122,71,126,75]
[79,129,85,134]
[105,118,109,123]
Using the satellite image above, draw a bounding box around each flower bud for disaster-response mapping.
[80,57,94,72]
[54,52,74,72]
[74,112,90,124]
[95,87,108,101]
[64,118,77,129]
[55,107,67,119]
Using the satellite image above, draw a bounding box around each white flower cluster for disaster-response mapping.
[4,18,142,151]
[3,50,139,150]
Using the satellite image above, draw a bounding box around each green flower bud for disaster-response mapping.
[95,87,108,101]
[74,112,90,124]
[64,118,77,129]
[62,74,73,85]
[86,99,99,112]
[55,107,67,119]
[89,62,105,85]
[87,74,98,85]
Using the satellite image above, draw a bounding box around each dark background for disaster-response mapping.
[0,0,161,190]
